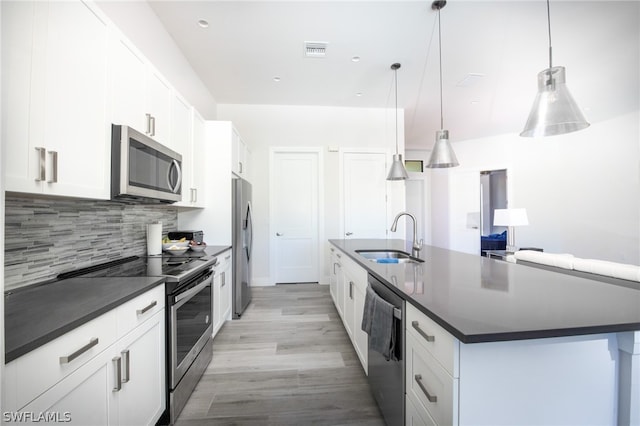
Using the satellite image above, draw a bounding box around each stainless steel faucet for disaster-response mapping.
[390,212,422,257]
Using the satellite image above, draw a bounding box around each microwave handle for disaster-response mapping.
[168,159,182,194]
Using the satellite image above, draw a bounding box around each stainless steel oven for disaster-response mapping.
[167,266,214,424]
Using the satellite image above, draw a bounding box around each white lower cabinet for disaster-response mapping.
[406,392,436,426]
[213,249,233,337]
[4,285,166,425]
[405,302,619,426]
[329,244,368,373]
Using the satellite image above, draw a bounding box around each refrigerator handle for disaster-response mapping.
[245,201,253,261]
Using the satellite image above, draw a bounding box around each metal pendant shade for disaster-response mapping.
[426,0,459,169]
[520,66,590,137]
[387,63,409,180]
[520,0,589,137]
[427,130,459,168]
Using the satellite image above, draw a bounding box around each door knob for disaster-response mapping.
[276,232,283,236]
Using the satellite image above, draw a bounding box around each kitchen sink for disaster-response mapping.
[356,249,424,264]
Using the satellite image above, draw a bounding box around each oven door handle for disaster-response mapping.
[175,273,213,304]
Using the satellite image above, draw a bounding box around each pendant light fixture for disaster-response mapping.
[520,0,589,137]
[426,0,459,169]
[387,62,410,181]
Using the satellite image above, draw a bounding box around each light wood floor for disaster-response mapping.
[175,283,385,426]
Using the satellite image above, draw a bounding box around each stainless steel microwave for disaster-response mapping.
[111,124,182,203]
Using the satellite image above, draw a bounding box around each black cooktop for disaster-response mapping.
[57,252,217,286]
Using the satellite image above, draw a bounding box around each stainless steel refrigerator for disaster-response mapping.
[232,177,253,318]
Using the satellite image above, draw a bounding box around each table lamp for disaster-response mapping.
[493,208,529,253]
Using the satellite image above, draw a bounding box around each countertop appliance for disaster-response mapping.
[60,251,217,425]
[367,273,405,426]
[232,178,253,318]
[111,124,182,203]
[168,230,204,243]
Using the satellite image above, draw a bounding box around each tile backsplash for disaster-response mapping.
[4,195,178,291]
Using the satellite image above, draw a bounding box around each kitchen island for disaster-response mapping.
[330,239,640,426]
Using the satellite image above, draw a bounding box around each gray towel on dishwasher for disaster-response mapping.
[361,286,396,361]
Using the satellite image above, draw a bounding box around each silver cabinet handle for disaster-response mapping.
[47,150,58,183]
[59,337,99,364]
[415,374,437,403]
[239,162,243,173]
[336,254,342,259]
[35,147,46,181]
[136,300,157,316]
[112,356,122,392]
[150,115,156,136]
[333,262,339,274]
[349,281,354,299]
[412,321,435,342]
[121,349,130,383]
[276,232,283,236]
[345,232,353,236]
[221,271,226,287]
[146,113,152,135]
[190,188,197,203]
[224,255,231,261]
[330,248,335,252]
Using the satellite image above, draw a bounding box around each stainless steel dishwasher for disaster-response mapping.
[367,273,405,426]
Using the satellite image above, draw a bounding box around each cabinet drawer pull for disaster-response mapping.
[221,271,226,287]
[121,349,130,383]
[113,356,122,392]
[349,281,354,299]
[414,374,438,403]
[225,255,231,261]
[35,147,46,181]
[412,321,435,342]
[136,300,157,315]
[59,337,99,364]
[336,253,342,259]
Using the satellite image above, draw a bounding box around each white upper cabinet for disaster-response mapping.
[231,129,251,180]
[2,0,111,199]
[174,95,205,208]
[108,32,172,148]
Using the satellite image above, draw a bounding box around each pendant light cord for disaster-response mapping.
[547,0,553,69]
[437,6,444,130]
[394,67,399,154]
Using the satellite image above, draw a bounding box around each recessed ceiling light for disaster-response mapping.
[273,76,281,82]
[356,92,363,97]
[352,56,361,62]
[197,19,209,28]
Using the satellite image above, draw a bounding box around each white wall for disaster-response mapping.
[217,104,406,285]
[96,0,217,119]
[429,112,640,264]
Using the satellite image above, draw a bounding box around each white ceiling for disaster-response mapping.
[149,0,639,149]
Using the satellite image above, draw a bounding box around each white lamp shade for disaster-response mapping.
[493,208,529,227]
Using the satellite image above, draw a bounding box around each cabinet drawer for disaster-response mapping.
[406,392,437,426]
[406,333,458,426]
[9,309,118,410]
[337,252,367,290]
[406,303,459,377]
[116,284,165,339]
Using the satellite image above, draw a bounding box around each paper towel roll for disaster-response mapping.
[146,222,162,256]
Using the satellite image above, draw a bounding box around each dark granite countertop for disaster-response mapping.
[330,239,640,344]
[5,246,233,363]
[203,245,232,258]
[5,276,165,362]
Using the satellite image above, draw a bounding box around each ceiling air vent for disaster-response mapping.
[304,41,328,58]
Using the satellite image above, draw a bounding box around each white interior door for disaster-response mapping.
[343,152,388,239]
[272,151,319,283]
